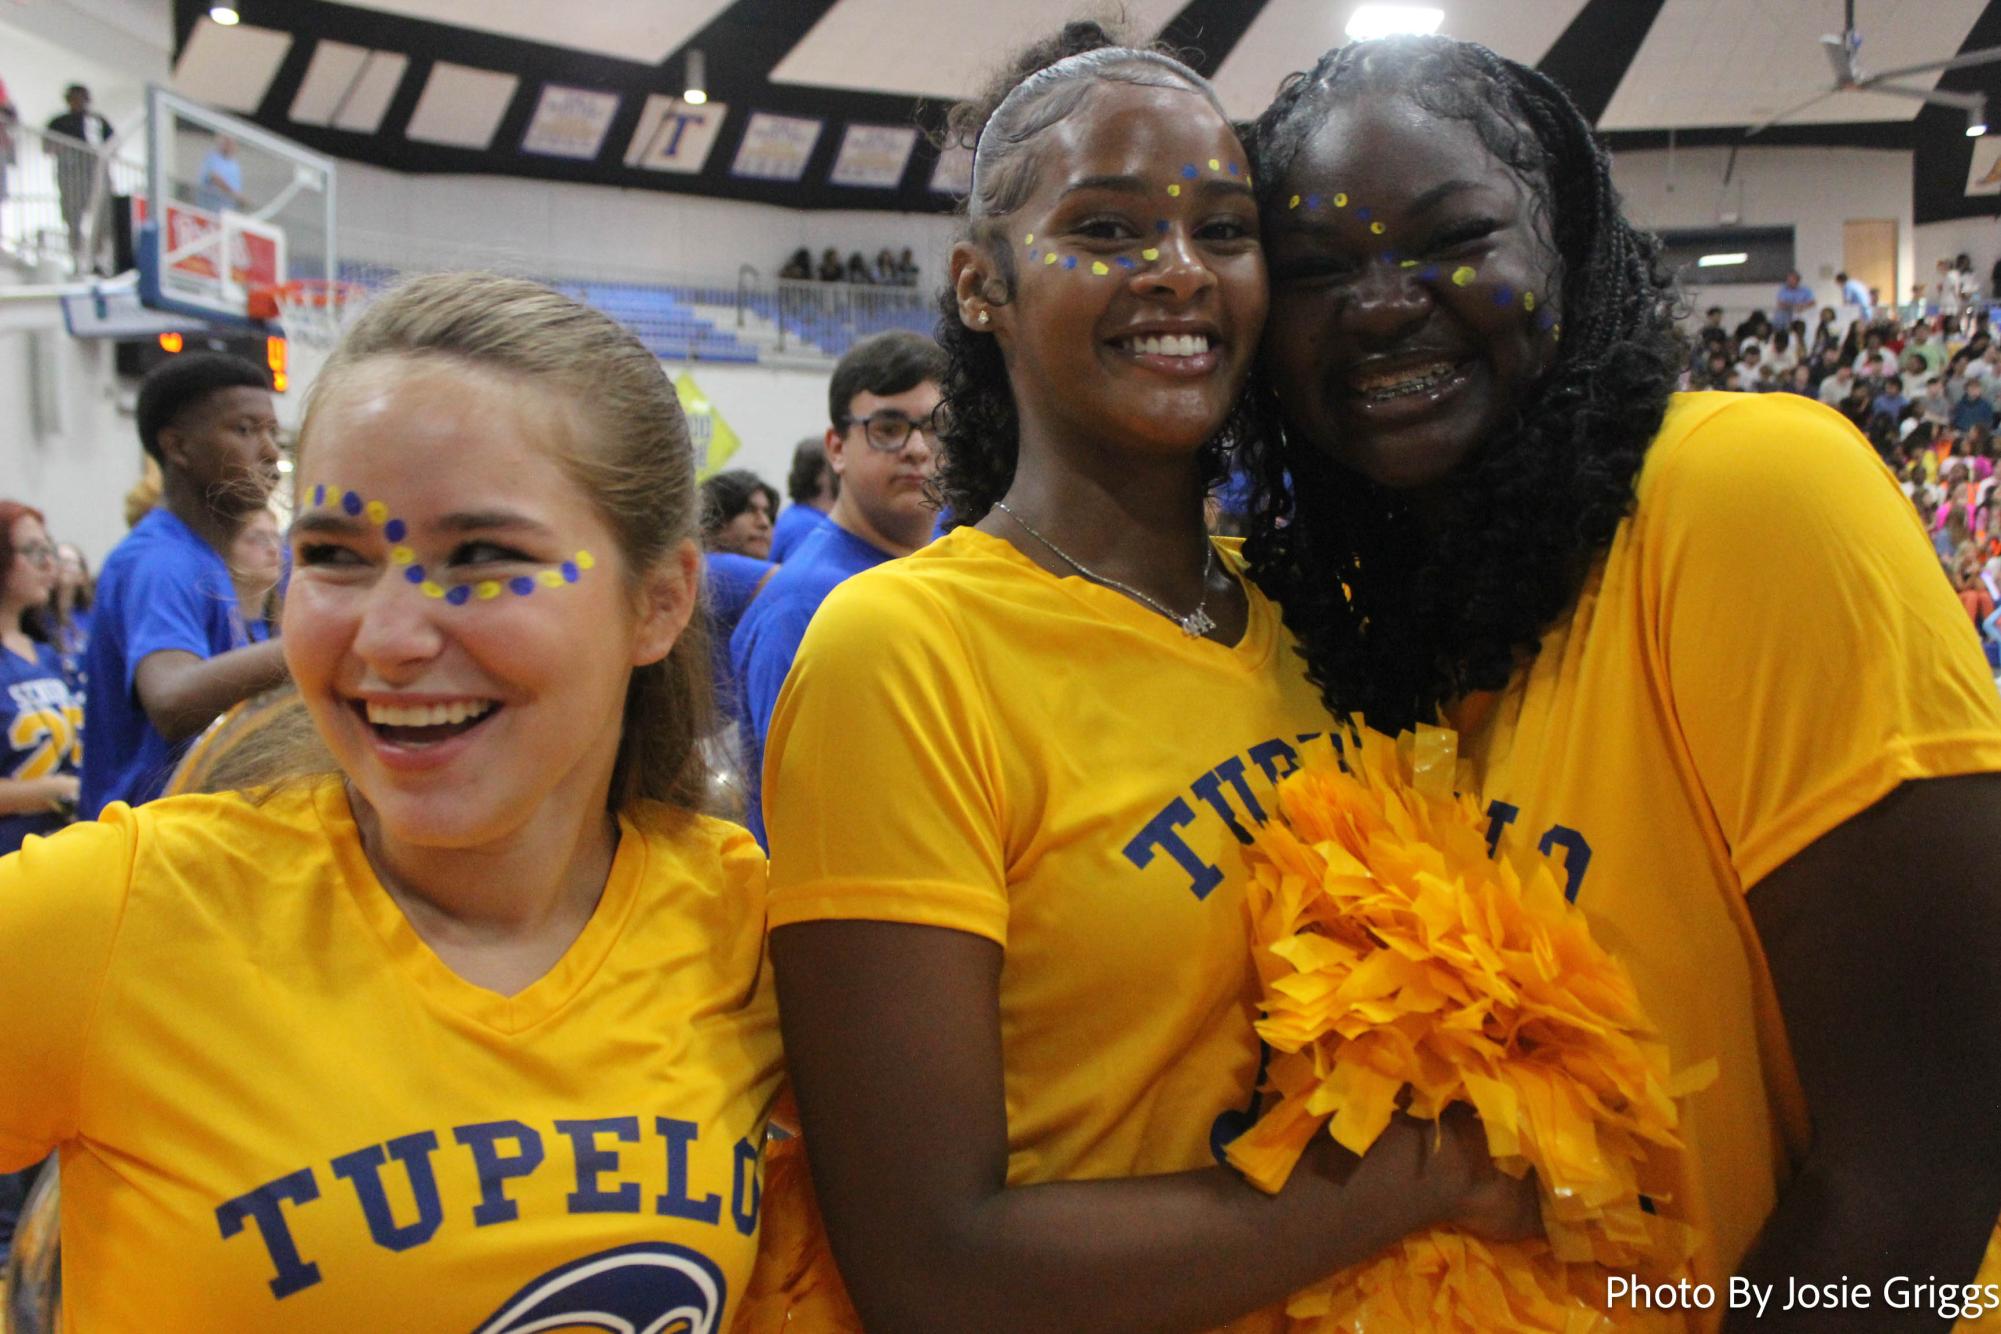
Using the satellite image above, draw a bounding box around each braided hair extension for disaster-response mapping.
[1239,36,1685,733]
[930,21,1246,526]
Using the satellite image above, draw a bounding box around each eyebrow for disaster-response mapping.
[290,508,556,537]
[1059,174,1255,201]
[1405,179,1486,215]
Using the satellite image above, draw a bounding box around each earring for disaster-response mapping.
[976,309,991,326]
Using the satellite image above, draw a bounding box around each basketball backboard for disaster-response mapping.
[136,86,338,331]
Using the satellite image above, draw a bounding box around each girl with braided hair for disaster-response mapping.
[1246,34,2001,1316]
[757,22,1536,1332]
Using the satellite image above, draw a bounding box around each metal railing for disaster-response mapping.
[0,116,146,278]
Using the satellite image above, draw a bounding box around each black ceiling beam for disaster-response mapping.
[1159,0,1271,80]
[1539,0,1668,124]
[1912,0,2001,223]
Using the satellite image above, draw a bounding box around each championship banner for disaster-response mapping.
[675,372,741,477]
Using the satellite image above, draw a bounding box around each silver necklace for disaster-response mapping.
[994,500,1219,638]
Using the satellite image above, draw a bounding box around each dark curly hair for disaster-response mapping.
[699,468,778,544]
[931,20,1246,525]
[1240,36,1684,733]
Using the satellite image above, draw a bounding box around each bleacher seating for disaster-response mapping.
[341,263,936,366]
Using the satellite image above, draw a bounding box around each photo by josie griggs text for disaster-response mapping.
[1607,1275,2001,1321]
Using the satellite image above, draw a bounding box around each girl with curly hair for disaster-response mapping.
[757,22,1533,1331]
[1245,33,2001,1312]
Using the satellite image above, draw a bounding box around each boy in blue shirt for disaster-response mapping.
[731,331,945,844]
[80,353,291,815]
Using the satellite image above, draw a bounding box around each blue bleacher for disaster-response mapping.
[339,264,936,364]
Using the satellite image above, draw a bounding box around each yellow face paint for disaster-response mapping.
[1451,266,1477,287]
[1289,194,1301,209]
[1369,221,1386,235]
[1208,158,1221,171]
[1023,233,1034,245]
[419,581,445,600]
[1333,193,1348,207]
[575,551,596,570]
[536,569,565,588]
[1523,291,1537,311]
[364,500,390,525]
[389,545,415,566]
[1087,260,1105,275]
[1044,252,1058,266]
[1167,183,1181,197]
[1141,247,1160,262]
[475,580,503,600]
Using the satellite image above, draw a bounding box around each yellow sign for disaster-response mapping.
[674,371,741,477]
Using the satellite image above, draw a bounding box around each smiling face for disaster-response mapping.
[285,358,690,849]
[960,80,1266,462]
[1263,95,1559,491]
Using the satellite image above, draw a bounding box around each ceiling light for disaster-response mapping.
[1969,101,1988,137]
[683,48,707,106]
[1697,252,1749,268]
[1346,5,1444,40]
[209,4,240,24]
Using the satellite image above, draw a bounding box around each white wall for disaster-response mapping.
[337,162,963,290]
[674,361,835,490]
[1610,144,1914,315]
[0,5,168,131]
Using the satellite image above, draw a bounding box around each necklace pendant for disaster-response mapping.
[1178,607,1217,638]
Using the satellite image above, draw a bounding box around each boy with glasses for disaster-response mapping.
[731,331,946,845]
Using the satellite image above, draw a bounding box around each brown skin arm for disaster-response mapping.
[133,642,291,743]
[1729,773,2001,1331]
[771,919,1536,1334]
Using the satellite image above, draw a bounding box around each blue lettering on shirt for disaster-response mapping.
[1123,734,1322,899]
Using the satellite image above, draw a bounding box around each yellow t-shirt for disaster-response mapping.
[764,529,1329,1186]
[1446,391,2001,1296]
[0,779,782,1332]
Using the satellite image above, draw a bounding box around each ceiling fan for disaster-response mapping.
[1747,0,2001,136]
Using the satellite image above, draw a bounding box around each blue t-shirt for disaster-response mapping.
[703,551,774,722]
[195,147,242,213]
[1953,396,1997,432]
[54,607,91,696]
[730,522,893,845]
[81,508,259,817]
[768,502,833,563]
[0,641,81,853]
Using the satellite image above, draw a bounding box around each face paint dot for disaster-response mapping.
[1333,193,1348,208]
[390,545,415,566]
[384,518,406,543]
[1141,247,1160,262]
[404,564,425,584]
[420,580,445,600]
[341,490,363,516]
[560,561,580,584]
[1369,221,1386,235]
[1227,161,1241,176]
[1115,255,1136,269]
[1063,255,1077,269]
[1356,206,1372,223]
[1091,260,1110,276]
[1181,164,1199,179]
[1289,194,1301,209]
[510,575,535,596]
[1044,251,1058,266]
[1167,183,1181,197]
[1023,232,1034,245]
[444,584,472,606]
[1306,194,1323,209]
[475,580,502,600]
[1399,259,1420,269]
[575,550,596,570]
[364,500,389,525]
[1451,265,1477,287]
[1156,220,1170,233]
[1523,291,1537,311]
[310,484,327,507]
[1207,158,1221,172]
[1419,265,1441,283]
[536,569,564,588]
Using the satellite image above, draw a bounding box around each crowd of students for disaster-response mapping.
[1686,299,2001,660]
[0,22,1998,1334]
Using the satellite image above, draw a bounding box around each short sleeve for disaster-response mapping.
[763,574,1009,944]
[732,599,815,751]
[1647,397,2001,888]
[0,811,139,1168]
[118,548,223,693]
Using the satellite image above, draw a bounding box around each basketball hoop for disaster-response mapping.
[250,279,365,401]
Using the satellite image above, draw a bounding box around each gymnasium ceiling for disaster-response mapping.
[167,0,2001,222]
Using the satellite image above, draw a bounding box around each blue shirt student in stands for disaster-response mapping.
[80,353,291,816]
[770,435,838,562]
[731,331,946,844]
[0,501,82,853]
[195,133,244,213]
[704,550,774,723]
